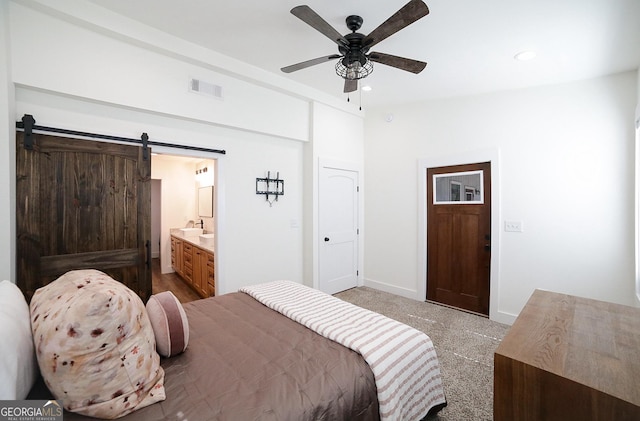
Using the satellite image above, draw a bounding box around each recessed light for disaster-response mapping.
[362,85,372,92]
[514,51,537,61]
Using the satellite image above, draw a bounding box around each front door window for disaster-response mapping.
[433,170,483,204]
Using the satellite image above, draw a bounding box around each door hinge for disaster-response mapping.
[357,228,359,235]
[357,186,359,192]
[357,270,359,276]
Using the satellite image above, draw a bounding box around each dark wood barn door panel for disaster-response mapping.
[16,132,151,302]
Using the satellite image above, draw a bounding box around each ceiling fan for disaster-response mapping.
[281,0,429,93]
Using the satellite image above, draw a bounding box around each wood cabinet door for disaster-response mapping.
[206,252,215,296]
[182,243,193,283]
[171,236,184,275]
[190,247,206,297]
[196,248,208,297]
[16,132,151,302]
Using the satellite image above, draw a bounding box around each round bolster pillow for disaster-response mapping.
[146,291,189,358]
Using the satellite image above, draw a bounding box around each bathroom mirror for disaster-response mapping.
[198,186,214,217]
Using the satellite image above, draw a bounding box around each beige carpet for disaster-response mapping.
[335,287,510,421]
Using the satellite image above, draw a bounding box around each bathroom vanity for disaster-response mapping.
[170,229,215,298]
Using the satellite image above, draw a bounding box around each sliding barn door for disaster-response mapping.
[16,132,151,302]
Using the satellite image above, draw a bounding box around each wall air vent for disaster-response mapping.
[189,78,223,100]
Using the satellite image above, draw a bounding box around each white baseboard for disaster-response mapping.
[491,311,517,325]
[364,278,518,325]
[363,278,421,301]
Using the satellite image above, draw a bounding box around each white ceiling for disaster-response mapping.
[86,0,640,108]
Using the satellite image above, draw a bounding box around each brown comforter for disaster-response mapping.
[32,292,380,420]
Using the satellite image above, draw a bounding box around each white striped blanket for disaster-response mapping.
[240,281,446,421]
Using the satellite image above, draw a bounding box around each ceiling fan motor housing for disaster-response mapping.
[340,32,369,66]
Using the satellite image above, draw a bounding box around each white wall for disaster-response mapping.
[13,86,306,294]
[151,155,198,271]
[305,102,365,289]
[3,0,363,294]
[637,68,640,107]
[364,71,638,323]
[0,0,15,283]
[635,68,640,303]
[9,2,310,142]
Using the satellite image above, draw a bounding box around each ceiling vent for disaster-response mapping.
[189,78,223,100]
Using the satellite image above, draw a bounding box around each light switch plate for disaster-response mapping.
[505,220,523,232]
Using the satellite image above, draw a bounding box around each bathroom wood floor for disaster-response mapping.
[151,258,200,303]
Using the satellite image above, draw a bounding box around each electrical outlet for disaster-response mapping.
[505,221,523,232]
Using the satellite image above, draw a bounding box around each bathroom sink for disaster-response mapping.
[179,228,203,236]
[199,233,215,244]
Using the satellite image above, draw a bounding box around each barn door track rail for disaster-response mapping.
[16,114,226,158]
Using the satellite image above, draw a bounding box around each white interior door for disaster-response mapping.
[319,163,359,294]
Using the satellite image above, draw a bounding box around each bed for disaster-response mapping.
[24,278,446,420]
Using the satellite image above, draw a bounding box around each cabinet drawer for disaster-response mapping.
[183,243,193,253]
[207,253,214,265]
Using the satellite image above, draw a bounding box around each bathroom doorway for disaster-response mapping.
[150,152,218,300]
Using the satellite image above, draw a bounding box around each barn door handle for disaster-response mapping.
[145,240,151,268]
[324,237,330,242]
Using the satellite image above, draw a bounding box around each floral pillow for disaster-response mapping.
[30,270,165,419]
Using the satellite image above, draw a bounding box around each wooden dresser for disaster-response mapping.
[494,289,640,420]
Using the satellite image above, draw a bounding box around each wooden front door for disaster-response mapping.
[426,162,491,315]
[16,132,151,302]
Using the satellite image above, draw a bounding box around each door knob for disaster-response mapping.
[324,237,330,242]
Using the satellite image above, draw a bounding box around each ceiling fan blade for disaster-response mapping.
[362,0,429,49]
[291,5,349,48]
[369,52,427,74]
[344,79,358,93]
[281,54,342,73]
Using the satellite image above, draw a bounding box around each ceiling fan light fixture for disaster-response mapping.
[335,59,373,80]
